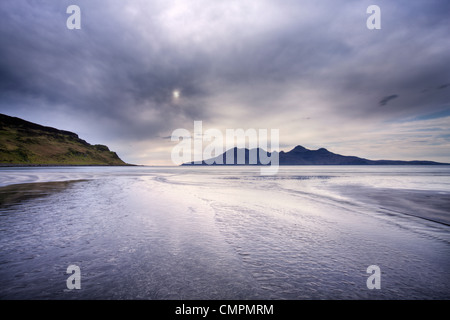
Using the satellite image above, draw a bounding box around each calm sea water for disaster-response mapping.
[0,166,449,299]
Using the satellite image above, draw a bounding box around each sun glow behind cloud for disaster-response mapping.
[0,0,449,165]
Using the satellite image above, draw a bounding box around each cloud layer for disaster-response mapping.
[1,0,449,164]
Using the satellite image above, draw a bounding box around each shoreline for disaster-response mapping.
[0,163,139,167]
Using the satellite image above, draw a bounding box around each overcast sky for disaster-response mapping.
[1,0,449,164]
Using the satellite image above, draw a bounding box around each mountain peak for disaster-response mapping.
[291,145,308,152]
[183,142,449,166]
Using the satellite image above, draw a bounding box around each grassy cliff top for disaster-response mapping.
[0,113,128,166]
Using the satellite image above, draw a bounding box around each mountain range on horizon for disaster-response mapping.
[0,113,448,166]
[183,145,450,166]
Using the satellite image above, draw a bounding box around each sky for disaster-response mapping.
[1,0,449,165]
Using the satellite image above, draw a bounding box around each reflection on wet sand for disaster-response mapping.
[333,185,450,226]
[0,180,87,210]
[0,166,449,299]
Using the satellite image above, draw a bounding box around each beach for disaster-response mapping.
[0,166,449,299]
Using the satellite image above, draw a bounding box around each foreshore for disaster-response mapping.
[333,185,450,226]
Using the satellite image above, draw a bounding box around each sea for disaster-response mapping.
[0,166,449,299]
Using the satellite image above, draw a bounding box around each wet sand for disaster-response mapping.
[1,166,449,299]
[334,185,450,226]
[0,180,86,210]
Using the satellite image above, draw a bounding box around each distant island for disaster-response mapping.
[0,113,128,166]
[2,113,448,167]
[183,145,449,166]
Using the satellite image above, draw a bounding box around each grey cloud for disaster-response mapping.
[379,95,399,106]
[1,0,450,163]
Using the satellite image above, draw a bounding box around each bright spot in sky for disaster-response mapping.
[173,90,180,99]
